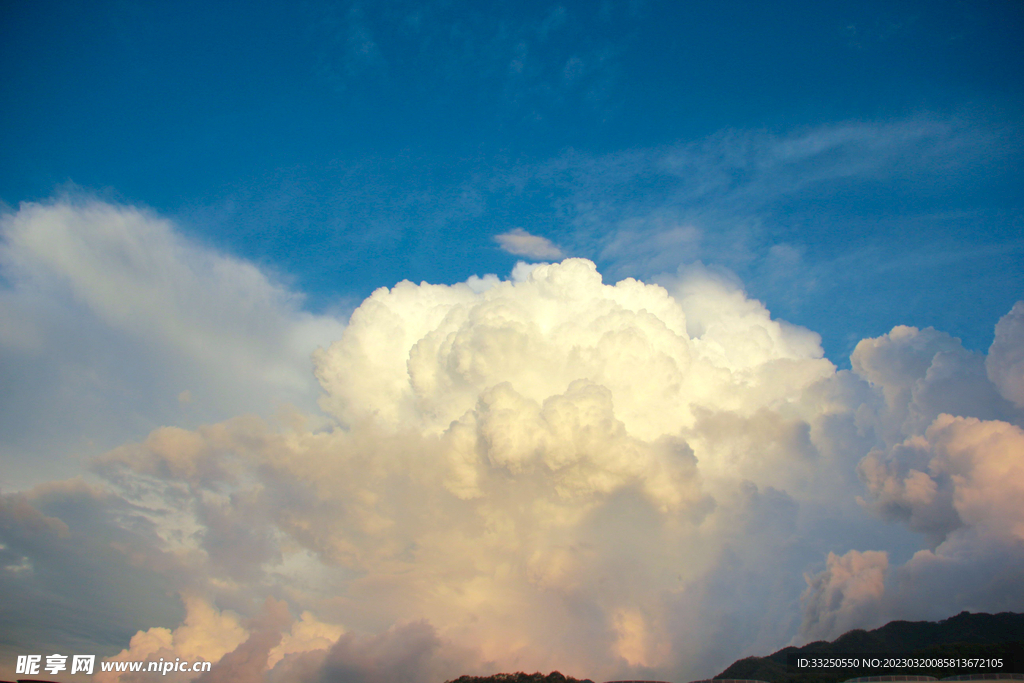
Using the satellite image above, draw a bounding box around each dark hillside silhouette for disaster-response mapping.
[446,672,595,683]
[716,611,1024,683]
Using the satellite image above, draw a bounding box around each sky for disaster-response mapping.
[1,1,1023,682]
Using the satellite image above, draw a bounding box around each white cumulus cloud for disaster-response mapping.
[3,201,1024,681]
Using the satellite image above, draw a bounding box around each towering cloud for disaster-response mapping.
[1,200,1022,682]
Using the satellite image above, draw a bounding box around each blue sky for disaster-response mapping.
[2,2,1024,682]
[3,0,1022,361]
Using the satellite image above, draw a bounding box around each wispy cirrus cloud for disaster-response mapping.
[180,113,1022,361]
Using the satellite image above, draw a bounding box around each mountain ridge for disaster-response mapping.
[716,611,1024,683]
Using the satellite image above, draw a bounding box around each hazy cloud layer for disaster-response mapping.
[2,200,1022,681]
[988,302,1024,408]
[0,197,345,488]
